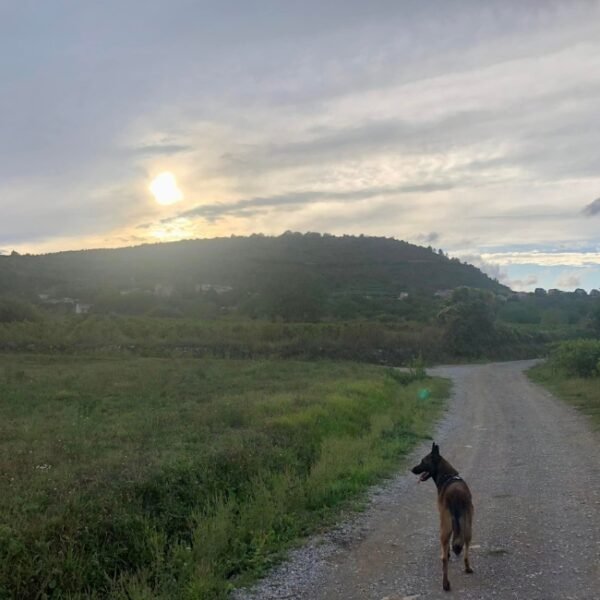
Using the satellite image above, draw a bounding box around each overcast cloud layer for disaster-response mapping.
[1,1,600,290]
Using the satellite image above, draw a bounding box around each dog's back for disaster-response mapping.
[439,480,473,557]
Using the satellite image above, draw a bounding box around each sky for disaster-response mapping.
[1,0,600,291]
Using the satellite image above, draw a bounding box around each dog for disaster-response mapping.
[411,442,474,591]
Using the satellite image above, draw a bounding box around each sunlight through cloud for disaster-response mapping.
[149,172,183,206]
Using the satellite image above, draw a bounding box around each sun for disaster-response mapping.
[149,172,183,206]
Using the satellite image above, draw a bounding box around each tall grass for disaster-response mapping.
[0,354,448,598]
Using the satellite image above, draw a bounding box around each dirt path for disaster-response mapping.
[235,360,600,600]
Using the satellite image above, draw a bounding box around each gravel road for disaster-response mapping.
[235,360,600,600]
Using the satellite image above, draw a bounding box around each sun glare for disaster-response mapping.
[149,172,183,206]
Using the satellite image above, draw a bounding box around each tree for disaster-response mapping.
[260,268,326,322]
[590,302,600,337]
[0,297,40,323]
[437,288,497,357]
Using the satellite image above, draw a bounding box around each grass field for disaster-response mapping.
[0,354,448,599]
[528,363,600,429]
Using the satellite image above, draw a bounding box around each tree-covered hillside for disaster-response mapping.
[0,232,506,302]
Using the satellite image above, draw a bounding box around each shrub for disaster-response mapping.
[387,356,427,385]
[0,297,40,323]
[551,339,600,377]
[590,302,600,337]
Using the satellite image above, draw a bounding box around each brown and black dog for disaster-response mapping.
[411,443,474,591]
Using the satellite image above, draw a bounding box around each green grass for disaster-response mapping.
[0,354,449,599]
[528,362,600,429]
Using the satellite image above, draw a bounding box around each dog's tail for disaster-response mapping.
[451,508,470,556]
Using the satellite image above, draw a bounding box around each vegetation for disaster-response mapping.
[0,233,506,321]
[1,233,598,598]
[437,287,497,357]
[0,354,448,599]
[3,233,599,364]
[2,234,598,364]
[529,338,600,428]
[2,233,598,598]
[0,312,554,365]
[546,339,600,377]
[498,291,599,331]
[0,297,41,324]
[590,302,600,337]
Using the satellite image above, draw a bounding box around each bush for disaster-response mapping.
[388,356,428,385]
[437,288,498,357]
[590,302,600,337]
[0,297,40,323]
[551,339,600,377]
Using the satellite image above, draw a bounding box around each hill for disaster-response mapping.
[1,233,585,362]
[0,233,507,303]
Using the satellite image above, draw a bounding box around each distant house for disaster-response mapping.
[75,302,92,315]
[397,292,409,300]
[574,288,588,296]
[39,295,92,314]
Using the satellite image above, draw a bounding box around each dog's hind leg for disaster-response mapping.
[464,542,473,574]
[440,510,453,591]
[463,511,474,574]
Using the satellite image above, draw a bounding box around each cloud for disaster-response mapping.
[478,207,573,221]
[226,112,480,168]
[481,251,600,267]
[417,232,440,244]
[0,180,150,246]
[3,1,600,256]
[214,53,600,184]
[557,273,581,288]
[167,182,454,223]
[507,274,538,290]
[456,253,508,283]
[582,198,600,216]
[131,143,192,156]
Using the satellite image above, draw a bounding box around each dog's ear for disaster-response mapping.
[432,443,440,457]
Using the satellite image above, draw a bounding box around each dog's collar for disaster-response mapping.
[437,474,462,490]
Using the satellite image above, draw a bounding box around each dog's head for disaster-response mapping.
[411,442,441,482]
